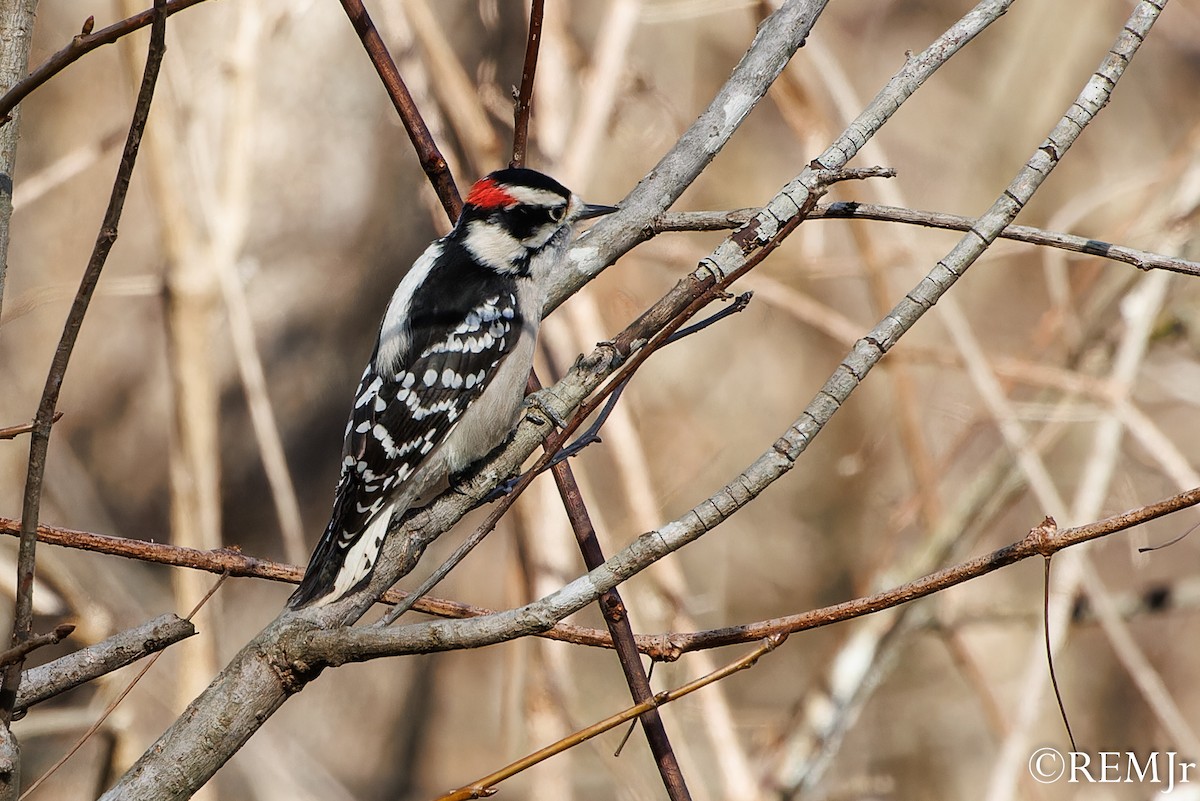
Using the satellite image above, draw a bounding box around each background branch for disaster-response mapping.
[0,0,208,125]
[509,0,544,169]
[655,202,1200,276]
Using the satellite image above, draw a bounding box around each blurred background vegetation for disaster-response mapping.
[4,1,1200,799]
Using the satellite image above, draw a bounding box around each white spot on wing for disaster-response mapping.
[372,424,398,457]
[355,376,383,408]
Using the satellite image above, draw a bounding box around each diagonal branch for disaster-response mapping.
[507,3,689,792]
[538,372,693,801]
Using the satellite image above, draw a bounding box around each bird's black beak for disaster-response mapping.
[579,203,619,221]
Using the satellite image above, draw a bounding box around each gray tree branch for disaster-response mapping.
[13,614,195,717]
[0,8,41,779]
[0,0,38,322]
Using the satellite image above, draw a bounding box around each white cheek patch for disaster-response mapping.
[463,221,525,273]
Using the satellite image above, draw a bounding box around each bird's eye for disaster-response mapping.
[548,205,566,222]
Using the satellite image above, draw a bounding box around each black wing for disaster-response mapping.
[289,280,523,608]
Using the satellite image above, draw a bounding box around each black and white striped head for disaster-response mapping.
[454,168,616,277]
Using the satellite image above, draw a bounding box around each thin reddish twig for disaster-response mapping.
[335,0,462,221]
[0,515,674,656]
[510,0,545,168]
[0,412,63,441]
[436,636,784,801]
[534,372,693,801]
[660,492,1200,651]
[6,483,1197,665]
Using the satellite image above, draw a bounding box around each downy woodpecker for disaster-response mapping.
[288,168,616,608]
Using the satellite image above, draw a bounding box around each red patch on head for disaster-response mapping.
[466,177,517,210]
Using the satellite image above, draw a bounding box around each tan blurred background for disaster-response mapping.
[4,1,1200,799]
